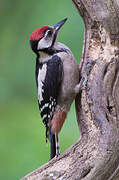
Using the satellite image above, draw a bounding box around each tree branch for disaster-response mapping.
[21,0,119,179]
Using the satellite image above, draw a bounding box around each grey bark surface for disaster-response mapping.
[21,0,119,179]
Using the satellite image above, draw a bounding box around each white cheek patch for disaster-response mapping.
[37,38,52,50]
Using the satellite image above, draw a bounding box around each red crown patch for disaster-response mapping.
[29,26,48,41]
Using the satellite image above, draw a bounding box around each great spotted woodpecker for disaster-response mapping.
[29,18,80,159]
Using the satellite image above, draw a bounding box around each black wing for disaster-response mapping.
[36,55,63,141]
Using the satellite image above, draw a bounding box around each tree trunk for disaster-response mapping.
[21,0,119,179]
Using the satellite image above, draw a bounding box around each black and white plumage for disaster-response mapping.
[35,55,63,143]
[29,18,80,159]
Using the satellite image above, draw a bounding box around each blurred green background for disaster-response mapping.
[0,0,84,179]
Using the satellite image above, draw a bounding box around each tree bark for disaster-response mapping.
[21,0,119,179]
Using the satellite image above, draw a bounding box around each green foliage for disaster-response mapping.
[0,0,84,179]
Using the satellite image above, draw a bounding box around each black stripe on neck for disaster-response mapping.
[36,48,67,67]
[41,47,67,55]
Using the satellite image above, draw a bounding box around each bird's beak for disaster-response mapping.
[50,18,67,47]
[54,18,67,32]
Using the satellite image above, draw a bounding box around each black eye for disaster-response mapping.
[47,30,52,36]
[45,29,52,38]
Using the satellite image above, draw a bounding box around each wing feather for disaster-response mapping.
[36,55,63,141]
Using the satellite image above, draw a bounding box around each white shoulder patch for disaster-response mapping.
[37,64,47,102]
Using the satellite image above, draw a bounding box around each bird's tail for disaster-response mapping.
[49,131,56,159]
[49,131,60,159]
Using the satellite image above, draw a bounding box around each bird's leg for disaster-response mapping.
[55,133,60,157]
[75,60,96,93]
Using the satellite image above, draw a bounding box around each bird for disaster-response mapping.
[29,18,80,159]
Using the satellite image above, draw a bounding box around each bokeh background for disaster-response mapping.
[0,0,84,179]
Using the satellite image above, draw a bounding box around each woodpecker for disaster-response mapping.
[29,18,80,159]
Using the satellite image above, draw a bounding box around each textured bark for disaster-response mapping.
[21,0,119,179]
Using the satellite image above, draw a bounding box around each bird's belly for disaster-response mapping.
[57,59,79,112]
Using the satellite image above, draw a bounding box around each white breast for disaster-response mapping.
[38,51,51,63]
[37,64,47,103]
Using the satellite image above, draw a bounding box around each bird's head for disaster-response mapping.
[29,18,67,54]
